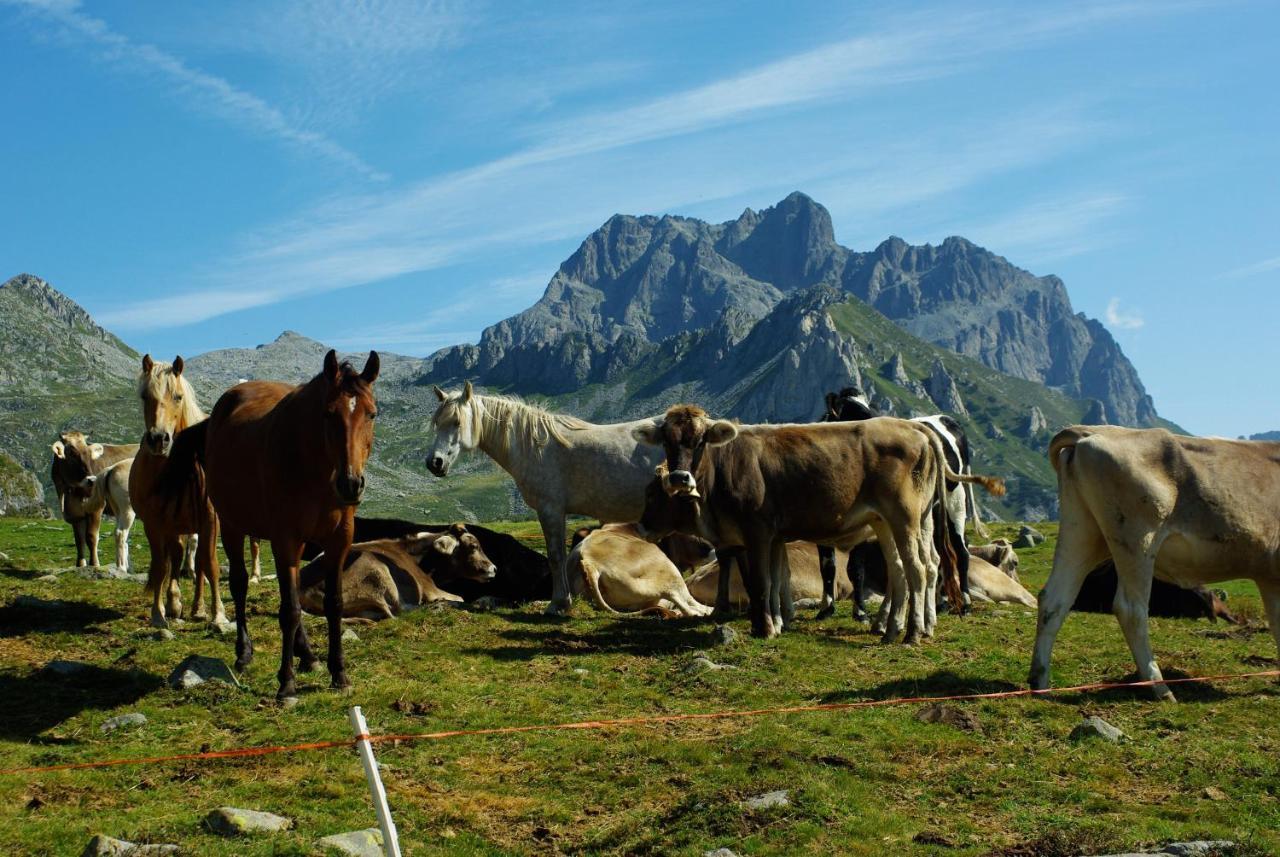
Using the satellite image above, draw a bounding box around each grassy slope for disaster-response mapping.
[0,517,1276,856]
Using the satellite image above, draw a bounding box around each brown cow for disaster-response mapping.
[969,539,1019,582]
[687,542,854,612]
[635,406,1005,642]
[300,527,496,620]
[50,432,137,567]
[1031,425,1280,701]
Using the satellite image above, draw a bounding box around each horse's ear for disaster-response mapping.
[632,419,664,446]
[360,350,380,384]
[142,354,153,374]
[172,356,184,377]
[461,381,473,403]
[323,349,340,385]
[432,385,447,402]
[51,440,66,459]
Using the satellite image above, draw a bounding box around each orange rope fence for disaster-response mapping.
[4,668,1277,777]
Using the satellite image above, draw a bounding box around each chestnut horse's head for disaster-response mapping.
[137,354,203,456]
[319,349,380,506]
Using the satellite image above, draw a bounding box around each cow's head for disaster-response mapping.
[51,431,102,498]
[426,381,477,477]
[635,466,703,541]
[411,524,496,581]
[319,349,380,506]
[632,404,737,496]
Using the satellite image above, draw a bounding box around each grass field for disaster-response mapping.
[0,517,1277,856]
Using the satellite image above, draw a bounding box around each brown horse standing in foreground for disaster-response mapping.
[204,349,379,702]
[130,355,224,628]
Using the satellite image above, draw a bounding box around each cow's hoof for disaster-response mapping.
[853,609,869,623]
[879,631,899,645]
[1028,671,1050,692]
[814,604,835,620]
[902,630,921,646]
[234,656,252,672]
[1153,687,1177,703]
[544,598,573,617]
[330,673,352,691]
[191,608,208,622]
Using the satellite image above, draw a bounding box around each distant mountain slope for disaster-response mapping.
[430,193,1159,426]
[1247,430,1280,441]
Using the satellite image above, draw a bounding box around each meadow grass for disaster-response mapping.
[0,517,1276,856]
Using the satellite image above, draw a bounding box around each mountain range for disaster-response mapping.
[1,193,1177,521]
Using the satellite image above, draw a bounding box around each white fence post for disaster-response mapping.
[349,706,403,857]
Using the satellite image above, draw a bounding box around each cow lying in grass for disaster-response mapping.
[299,526,496,621]
[568,524,714,618]
[687,542,855,613]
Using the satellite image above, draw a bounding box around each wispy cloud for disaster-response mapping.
[1219,254,1280,280]
[944,192,1129,263]
[1106,297,1145,330]
[100,0,1194,331]
[3,0,387,179]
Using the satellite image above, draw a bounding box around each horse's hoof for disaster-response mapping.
[191,610,208,622]
[879,630,900,645]
[234,658,251,672]
[331,673,353,691]
[298,657,319,673]
[278,695,300,709]
[902,631,921,646]
[150,616,169,630]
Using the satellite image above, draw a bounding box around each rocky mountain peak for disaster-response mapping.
[3,273,110,334]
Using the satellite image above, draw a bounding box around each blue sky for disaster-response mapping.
[2,0,1276,437]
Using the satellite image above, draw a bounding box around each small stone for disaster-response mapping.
[704,850,740,857]
[317,828,384,856]
[1201,786,1228,801]
[100,712,148,733]
[1012,525,1046,549]
[341,628,359,642]
[709,624,737,647]
[173,670,204,690]
[743,790,790,810]
[471,595,500,611]
[1164,841,1237,856]
[1069,715,1126,743]
[280,695,300,709]
[167,654,240,689]
[36,574,59,583]
[212,622,237,637]
[572,668,589,676]
[151,629,175,642]
[42,659,91,677]
[0,551,9,562]
[204,806,293,836]
[81,834,179,855]
[914,703,982,733]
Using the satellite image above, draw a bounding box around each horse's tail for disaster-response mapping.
[1048,425,1094,478]
[158,419,208,515]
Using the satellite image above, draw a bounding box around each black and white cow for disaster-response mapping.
[815,386,985,616]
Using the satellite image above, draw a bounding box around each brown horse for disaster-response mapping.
[129,355,224,628]
[204,349,379,702]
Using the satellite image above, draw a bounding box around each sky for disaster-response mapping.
[1,0,1277,438]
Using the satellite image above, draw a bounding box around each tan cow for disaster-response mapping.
[300,527,496,621]
[80,457,136,571]
[569,523,713,617]
[688,543,854,612]
[967,555,1037,608]
[970,539,1019,582]
[50,432,138,567]
[1030,425,1280,701]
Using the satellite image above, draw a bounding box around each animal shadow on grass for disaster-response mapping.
[464,616,714,661]
[1045,665,1232,704]
[0,597,124,637]
[0,665,164,741]
[820,670,1021,705]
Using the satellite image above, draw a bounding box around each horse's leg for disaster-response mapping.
[144,521,170,628]
[815,545,837,620]
[87,509,102,567]
[321,515,354,690]
[224,529,253,672]
[272,539,305,702]
[201,508,226,625]
[539,510,571,615]
[249,538,262,584]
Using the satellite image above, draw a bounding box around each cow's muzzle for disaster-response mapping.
[664,469,700,498]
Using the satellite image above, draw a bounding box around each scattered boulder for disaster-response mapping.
[100,712,147,733]
[1013,525,1046,549]
[1201,786,1227,801]
[743,790,790,810]
[685,652,736,674]
[926,359,968,416]
[80,834,179,856]
[0,451,46,517]
[709,624,737,647]
[167,654,240,690]
[341,628,360,642]
[204,807,293,836]
[318,828,385,856]
[36,573,59,583]
[986,422,1005,440]
[882,352,911,386]
[75,565,147,583]
[704,850,741,857]
[914,703,982,733]
[1163,842,1237,856]
[1021,406,1048,437]
[1070,715,1126,743]
[1083,398,1109,425]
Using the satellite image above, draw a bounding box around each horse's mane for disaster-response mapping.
[476,393,590,452]
[137,360,206,428]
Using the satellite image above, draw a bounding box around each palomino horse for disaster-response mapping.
[204,350,379,703]
[129,355,225,627]
[426,383,665,614]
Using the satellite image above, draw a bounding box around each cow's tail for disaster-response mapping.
[942,464,1006,497]
[1048,425,1094,478]
[924,429,965,614]
[579,558,665,618]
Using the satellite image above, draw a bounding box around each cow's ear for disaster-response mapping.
[142,354,154,375]
[51,440,66,459]
[361,351,380,384]
[172,356,184,377]
[433,534,459,556]
[323,349,340,385]
[90,443,105,460]
[432,385,447,402]
[461,380,473,403]
[450,522,467,537]
[705,420,738,446]
[632,419,664,446]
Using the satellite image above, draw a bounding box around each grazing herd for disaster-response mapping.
[45,351,1280,704]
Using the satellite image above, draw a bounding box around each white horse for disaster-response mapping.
[426,383,665,614]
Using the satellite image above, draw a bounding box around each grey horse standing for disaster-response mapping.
[425,383,665,614]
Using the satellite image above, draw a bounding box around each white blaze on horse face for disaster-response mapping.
[348,396,357,415]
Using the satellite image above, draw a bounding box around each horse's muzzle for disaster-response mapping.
[335,473,365,505]
[145,430,172,456]
[427,455,448,477]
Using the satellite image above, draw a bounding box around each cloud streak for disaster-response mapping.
[3,0,386,179]
[1106,297,1145,330]
[1219,254,1280,280]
